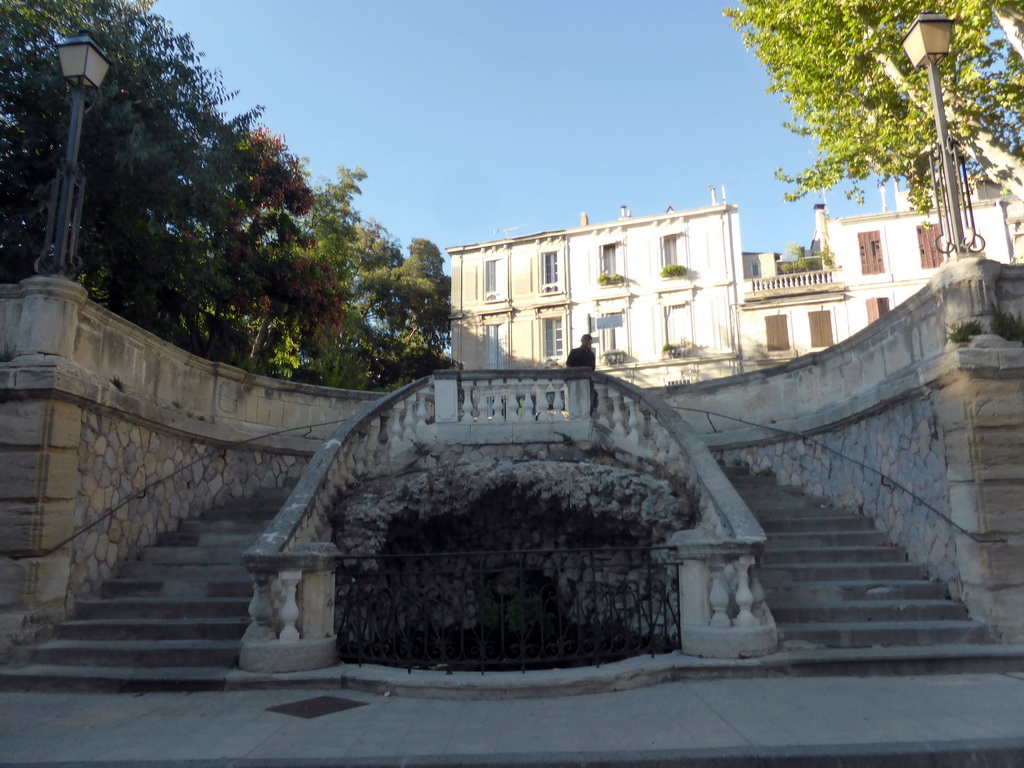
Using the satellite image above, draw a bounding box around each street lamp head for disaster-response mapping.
[57,29,111,88]
[902,12,954,68]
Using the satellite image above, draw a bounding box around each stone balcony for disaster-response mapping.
[745,269,845,300]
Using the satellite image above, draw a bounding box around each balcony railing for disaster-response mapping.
[750,269,842,294]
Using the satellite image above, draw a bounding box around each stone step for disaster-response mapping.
[101,576,252,599]
[156,530,261,548]
[200,495,289,521]
[759,515,875,534]
[764,579,950,605]
[763,545,905,565]
[771,599,969,624]
[779,620,990,649]
[75,597,249,621]
[765,530,887,548]
[759,561,928,583]
[22,639,240,668]
[140,546,249,565]
[118,562,246,579]
[0,664,231,693]
[177,518,272,535]
[55,617,249,642]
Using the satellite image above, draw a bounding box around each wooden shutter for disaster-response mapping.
[808,310,834,348]
[858,231,884,275]
[765,315,790,351]
[866,297,891,323]
[918,225,943,269]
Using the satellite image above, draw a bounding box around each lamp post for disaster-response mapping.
[36,29,110,278]
[902,12,983,259]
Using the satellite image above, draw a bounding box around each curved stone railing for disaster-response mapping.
[240,369,775,672]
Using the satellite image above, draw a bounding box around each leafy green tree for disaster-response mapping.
[726,2,1024,207]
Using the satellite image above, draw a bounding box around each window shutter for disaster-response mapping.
[765,315,790,351]
[917,225,943,269]
[858,230,884,275]
[867,297,891,323]
[808,310,834,348]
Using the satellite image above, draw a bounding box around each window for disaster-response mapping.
[593,312,624,353]
[661,235,678,267]
[541,252,559,292]
[858,230,885,275]
[765,315,790,352]
[666,304,689,346]
[918,225,943,269]
[867,297,891,323]
[808,309,834,348]
[542,317,563,359]
[749,261,760,278]
[485,324,506,369]
[600,243,618,276]
[484,260,498,298]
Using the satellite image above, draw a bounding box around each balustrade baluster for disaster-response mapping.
[708,559,732,628]
[609,389,624,436]
[734,555,758,627]
[626,398,640,444]
[461,381,475,422]
[499,383,511,423]
[389,404,404,452]
[364,416,380,465]
[417,391,430,430]
[247,571,276,640]
[278,570,302,641]
[534,383,549,421]
[551,382,565,420]
[352,432,366,476]
[404,394,418,439]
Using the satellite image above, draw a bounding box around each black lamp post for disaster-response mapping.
[902,12,984,258]
[36,29,111,277]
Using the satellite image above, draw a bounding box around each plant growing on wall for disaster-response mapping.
[991,307,1024,342]
[660,264,688,279]
[947,319,983,345]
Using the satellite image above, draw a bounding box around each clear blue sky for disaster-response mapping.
[152,0,881,259]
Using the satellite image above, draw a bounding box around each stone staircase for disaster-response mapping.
[0,487,289,692]
[725,466,991,650]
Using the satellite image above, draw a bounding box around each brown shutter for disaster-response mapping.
[765,315,790,351]
[866,297,891,323]
[858,230,884,275]
[809,310,834,348]
[917,225,943,269]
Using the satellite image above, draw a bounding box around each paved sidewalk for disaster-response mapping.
[2,672,1024,767]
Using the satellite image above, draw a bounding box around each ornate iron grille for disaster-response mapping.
[336,546,680,672]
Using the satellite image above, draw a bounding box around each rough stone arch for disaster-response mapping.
[329,456,698,557]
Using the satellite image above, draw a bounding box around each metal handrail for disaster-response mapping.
[679,405,1005,544]
[10,417,355,560]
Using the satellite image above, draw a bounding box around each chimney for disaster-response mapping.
[619,205,631,219]
[580,212,589,226]
[813,203,829,254]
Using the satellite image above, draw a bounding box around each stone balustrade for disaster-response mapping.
[750,269,842,294]
[240,369,776,672]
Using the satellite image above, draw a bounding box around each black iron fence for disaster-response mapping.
[336,546,680,673]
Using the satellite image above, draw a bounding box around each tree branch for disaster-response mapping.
[995,4,1024,60]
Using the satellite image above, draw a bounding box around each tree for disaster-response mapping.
[725,2,1024,208]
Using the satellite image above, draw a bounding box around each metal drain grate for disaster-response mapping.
[266,695,368,719]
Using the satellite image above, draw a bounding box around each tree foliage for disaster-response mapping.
[725,1,1024,207]
[0,1,452,389]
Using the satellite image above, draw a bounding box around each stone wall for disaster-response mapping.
[717,393,957,588]
[0,276,381,655]
[656,258,1024,640]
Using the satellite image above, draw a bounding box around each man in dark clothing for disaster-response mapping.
[566,334,596,370]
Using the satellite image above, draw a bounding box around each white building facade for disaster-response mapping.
[448,204,744,386]
[737,190,1015,369]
